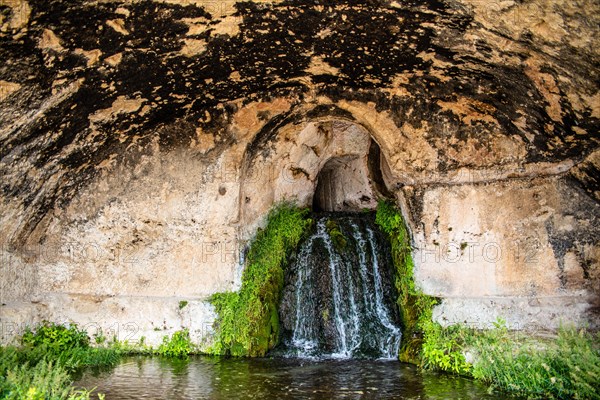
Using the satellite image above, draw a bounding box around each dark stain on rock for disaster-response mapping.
[545,178,600,290]
[0,0,598,246]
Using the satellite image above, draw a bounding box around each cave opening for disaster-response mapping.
[312,137,391,212]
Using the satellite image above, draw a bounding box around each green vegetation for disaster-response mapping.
[321,309,330,323]
[421,320,472,375]
[156,329,193,358]
[0,323,208,399]
[421,320,600,399]
[21,324,90,353]
[473,323,600,399]
[107,331,198,358]
[375,200,438,363]
[0,322,119,399]
[111,335,153,356]
[3,202,593,400]
[209,202,312,356]
[93,331,106,346]
[325,219,347,250]
[178,300,189,310]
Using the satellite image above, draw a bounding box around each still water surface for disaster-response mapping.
[77,356,513,399]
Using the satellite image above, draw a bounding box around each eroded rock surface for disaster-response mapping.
[0,0,598,343]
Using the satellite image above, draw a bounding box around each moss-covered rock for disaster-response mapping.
[209,203,312,357]
[375,200,438,363]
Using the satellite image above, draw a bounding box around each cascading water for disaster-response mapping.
[277,213,402,359]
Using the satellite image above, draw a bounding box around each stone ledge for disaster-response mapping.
[433,295,599,331]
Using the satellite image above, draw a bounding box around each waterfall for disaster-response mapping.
[278,213,402,359]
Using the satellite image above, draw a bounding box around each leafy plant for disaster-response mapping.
[421,320,472,375]
[0,359,93,400]
[1,323,119,400]
[21,322,90,353]
[209,202,312,356]
[178,300,189,310]
[156,330,193,358]
[93,330,106,345]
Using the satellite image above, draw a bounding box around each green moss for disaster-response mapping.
[209,202,312,357]
[375,200,438,363]
[321,309,330,323]
[325,219,347,251]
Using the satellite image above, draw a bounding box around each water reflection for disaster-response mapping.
[77,356,512,399]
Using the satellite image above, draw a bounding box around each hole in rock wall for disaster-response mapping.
[312,139,391,212]
[238,119,395,239]
[312,156,369,212]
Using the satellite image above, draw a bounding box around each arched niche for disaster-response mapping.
[236,118,394,239]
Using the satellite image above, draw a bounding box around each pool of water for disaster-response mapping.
[76,356,512,399]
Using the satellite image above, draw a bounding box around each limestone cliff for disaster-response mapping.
[0,0,598,343]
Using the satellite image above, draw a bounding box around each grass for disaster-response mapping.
[0,322,119,399]
[0,323,203,399]
[209,202,312,356]
[470,324,600,399]
[106,330,197,359]
[420,320,600,399]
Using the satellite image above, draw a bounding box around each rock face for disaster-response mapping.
[0,0,598,344]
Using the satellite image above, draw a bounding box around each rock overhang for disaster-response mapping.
[0,0,599,339]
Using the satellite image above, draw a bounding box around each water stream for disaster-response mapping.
[277,213,401,359]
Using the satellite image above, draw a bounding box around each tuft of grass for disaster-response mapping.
[178,300,189,310]
[419,318,600,399]
[471,325,600,399]
[93,330,106,345]
[209,202,312,356]
[375,200,438,363]
[108,336,153,356]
